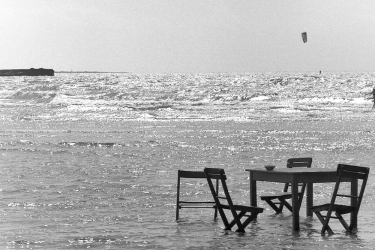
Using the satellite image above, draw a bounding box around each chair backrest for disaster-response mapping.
[204,168,235,210]
[177,170,218,199]
[176,170,219,220]
[286,157,313,168]
[178,170,207,179]
[283,157,312,192]
[330,164,370,214]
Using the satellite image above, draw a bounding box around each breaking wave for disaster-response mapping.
[0,72,374,121]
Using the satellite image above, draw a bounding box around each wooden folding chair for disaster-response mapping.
[311,164,369,235]
[176,170,218,220]
[204,168,263,233]
[260,157,312,214]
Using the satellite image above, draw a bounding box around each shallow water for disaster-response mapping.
[0,73,375,249]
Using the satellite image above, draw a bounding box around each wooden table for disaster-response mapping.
[246,168,357,231]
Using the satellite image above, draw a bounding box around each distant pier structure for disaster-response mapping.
[0,68,54,76]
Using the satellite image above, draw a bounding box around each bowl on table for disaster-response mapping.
[264,165,275,171]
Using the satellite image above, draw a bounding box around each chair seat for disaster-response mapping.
[311,204,356,215]
[221,204,264,213]
[261,192,294,200]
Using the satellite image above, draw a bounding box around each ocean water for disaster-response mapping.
[0,72,375,249]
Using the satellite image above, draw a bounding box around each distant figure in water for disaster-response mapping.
[319,70,321,74]
[370,88,375,108]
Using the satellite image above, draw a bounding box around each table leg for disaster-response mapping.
[250,172,257,208]
[306,183,313,217]
[291,177,300,231]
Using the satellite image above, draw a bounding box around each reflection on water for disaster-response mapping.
[0,120,374,249]
[0,72,374,249]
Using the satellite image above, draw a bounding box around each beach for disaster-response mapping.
[0,72,374,249]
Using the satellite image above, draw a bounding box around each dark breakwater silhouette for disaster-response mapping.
[0,68,54,76]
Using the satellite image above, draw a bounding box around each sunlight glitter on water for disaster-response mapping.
[0,73,375,249]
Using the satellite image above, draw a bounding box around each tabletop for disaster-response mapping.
[246,168,338,183]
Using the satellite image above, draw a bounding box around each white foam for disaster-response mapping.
[250,96,270,101]
[351,98,369,104]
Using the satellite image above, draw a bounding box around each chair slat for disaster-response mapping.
[287,163,311,168]
[340,170,367,180]
[217,196,227,200]
[180,206,215,208]
[322,215,340,219]
[336,194,360,199]
[339,164,370,174]
[179,201,215,204]
[179,170,207,178]
[287,157,313,163]
[287,158,312,168]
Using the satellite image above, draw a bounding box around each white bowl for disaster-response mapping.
[264,165,275,171]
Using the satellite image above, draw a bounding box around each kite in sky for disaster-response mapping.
[301,32,307,43]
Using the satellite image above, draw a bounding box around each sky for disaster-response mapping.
[1,0,375,73]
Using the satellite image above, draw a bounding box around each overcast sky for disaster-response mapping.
[1,0,375,73]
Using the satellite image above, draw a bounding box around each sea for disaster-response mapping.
[0,72,374,249]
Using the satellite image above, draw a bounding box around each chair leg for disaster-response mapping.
[336,213,350,232]
[233,211,247,232]
[314,211,334,235]
[214,205,218,220]
[279,198,293,213]
[264,200,282,214]
[226,210,246,231]
[347,212,358,232]
[297,193,305,211]
[240,212,258,231]
[217,208,230,230]
[176,181,180,220]
[214,179,219,220]
[176,205,179,220]
[226,210,260,233]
